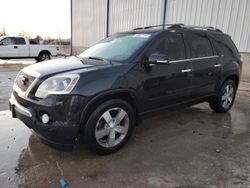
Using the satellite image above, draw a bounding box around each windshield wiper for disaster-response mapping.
[74,55,86,64]
[88,56,112,64]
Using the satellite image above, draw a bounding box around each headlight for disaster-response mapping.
[35,74,80,98]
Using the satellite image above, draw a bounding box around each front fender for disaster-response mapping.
[79,88,140,128]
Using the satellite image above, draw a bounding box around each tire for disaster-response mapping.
[84,99,135,155]
[37,51,51,62]
[209,79,236,113]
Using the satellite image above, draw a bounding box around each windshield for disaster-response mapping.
[79,33,152,63]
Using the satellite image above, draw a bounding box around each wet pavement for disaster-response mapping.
[0,65,250,187]
[0,66,23,111]
[0,90,249,187]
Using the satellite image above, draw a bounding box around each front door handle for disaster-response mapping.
[214,64,222,68]
[14,46,18,48]
[181,69,191,73]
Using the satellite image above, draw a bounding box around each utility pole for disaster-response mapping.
[162,0,168,29]
[70,0,73,55]
[106,0,110,38]
[3,26,6,35]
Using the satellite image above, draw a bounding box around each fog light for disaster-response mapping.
[41,114,50,124]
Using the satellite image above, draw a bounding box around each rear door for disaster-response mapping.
[12,37,29,57]
[184,33,221,99]
[141,32,193,111]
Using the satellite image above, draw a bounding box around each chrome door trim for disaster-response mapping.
[169,55,219,64]
[156,60,168,63]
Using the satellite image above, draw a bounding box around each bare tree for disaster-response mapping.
[0,26,6,36]
[0,31,5,36]
[19,30,31,39]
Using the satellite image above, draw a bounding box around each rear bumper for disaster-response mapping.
[9,93,88,147]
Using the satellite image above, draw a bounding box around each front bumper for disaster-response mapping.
[9,92,88,147]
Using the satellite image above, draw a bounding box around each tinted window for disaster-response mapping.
[29,39,39,44]
[149,33,186,61]
[1,37,14,45]
[14,37,26,45]
[222,36,239,54]
[188,34,213,58]
[213,34,239,55]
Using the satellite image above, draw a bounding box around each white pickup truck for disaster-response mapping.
[0,36,59,62]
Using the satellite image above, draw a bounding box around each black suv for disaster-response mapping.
[9,24,242,154]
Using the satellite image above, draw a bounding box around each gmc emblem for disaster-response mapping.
[18,74,28,86]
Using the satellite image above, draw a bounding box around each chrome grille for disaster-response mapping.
[15,71,35,92]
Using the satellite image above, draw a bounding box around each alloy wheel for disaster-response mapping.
[221,84,234,109]
[95,108,129,148]
[41,54,50,61]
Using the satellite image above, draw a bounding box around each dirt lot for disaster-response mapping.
[0,60,250,188]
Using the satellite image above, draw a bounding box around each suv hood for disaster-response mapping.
[21,57,111,78]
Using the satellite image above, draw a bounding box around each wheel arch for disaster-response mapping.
[222,73,239,88]
[38,50,51,57]
[80,89,141,130]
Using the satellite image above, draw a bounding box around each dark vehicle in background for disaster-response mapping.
[9,24,242,154]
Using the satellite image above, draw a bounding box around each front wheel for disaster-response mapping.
[84,99,135,155]
[209,80,237,113]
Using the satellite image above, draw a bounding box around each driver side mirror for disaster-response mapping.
[145,53,170,66]
[0,41,4,45]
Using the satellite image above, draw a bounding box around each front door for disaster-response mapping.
[140,32,193,111]
[0,37,15,57]
[0,37,29,57]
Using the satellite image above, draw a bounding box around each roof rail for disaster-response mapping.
[133,23,184,30]
[133,24,222,33]
[183,25,223,32]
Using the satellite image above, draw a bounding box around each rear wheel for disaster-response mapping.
[84,99,135,155]
[37,51,51,62]
[209,80,236,113]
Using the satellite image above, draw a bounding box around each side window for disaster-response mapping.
[29,39,39,44]
[149,33,186,61]
[188,34,214,58]
[14,37,26,45]
[1,37,15,45]
[213,35,239,55]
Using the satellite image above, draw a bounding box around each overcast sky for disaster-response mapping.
[0,0,70,39]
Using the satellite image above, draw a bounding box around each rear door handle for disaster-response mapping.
[181,69,191,73]
[214,64,221,68]
[14,46,18,48]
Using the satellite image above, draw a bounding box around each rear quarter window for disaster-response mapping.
[212,34,239,55]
